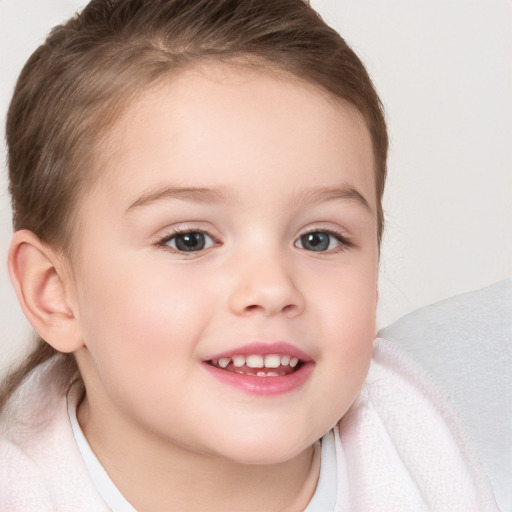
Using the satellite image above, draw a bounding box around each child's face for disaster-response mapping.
[70,64,378,465]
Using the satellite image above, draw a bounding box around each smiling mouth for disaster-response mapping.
[206,354,304,377]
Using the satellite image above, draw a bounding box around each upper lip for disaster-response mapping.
[204,341,313,362]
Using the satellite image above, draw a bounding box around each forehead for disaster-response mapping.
[87,63,376,211]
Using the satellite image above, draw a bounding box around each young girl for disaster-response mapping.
[0,1,499,510]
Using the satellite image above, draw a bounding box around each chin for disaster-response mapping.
[225,447,309,466]
[207,426,322,466]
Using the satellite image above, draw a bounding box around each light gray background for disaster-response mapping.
[1,0,511,374]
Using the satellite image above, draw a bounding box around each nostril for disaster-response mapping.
[242,303,299,316]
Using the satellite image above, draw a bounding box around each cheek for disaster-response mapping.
[308,257,377,419]
[75,258,213,380]
[327,260,377,355]
[310,250,378,336]
[74,263,212,423]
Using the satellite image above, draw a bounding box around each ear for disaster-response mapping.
[8,230,84,353]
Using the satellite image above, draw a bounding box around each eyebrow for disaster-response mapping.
[126,185,236,213]
[125,183,372,214]
[294,185,373,213]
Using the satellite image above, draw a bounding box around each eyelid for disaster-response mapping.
[295,227,353,252]
[154,224,221,254]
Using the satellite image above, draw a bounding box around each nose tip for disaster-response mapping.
[228,262,305,318]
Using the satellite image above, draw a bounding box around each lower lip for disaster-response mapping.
[202,362,314,396]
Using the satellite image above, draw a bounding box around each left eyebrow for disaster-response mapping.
[292,185,373,213]
[125,185,237,213]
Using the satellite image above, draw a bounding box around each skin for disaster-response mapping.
[19,64,379,511]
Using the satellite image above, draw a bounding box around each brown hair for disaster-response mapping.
[2,0,388,409]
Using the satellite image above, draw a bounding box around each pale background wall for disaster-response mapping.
[1,0,511,376]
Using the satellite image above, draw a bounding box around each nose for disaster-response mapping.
[227,253,305,318]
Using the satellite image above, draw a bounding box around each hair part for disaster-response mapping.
[3,0,388,408]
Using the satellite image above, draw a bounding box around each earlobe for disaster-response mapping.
[8,230,84,353]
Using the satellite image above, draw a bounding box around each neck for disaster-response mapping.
[77,395,320,512]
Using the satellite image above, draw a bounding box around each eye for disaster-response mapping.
[294,230,348,252]
[162,231,216,253]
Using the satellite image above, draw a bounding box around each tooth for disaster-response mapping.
[266,372,279,377]
[264,354,281,368]
[246,355,264,368]
[281,355,291,366]
[256,371,266,377]
[218,357,230,368]
[289,357,299,368]
[232,355,245,367]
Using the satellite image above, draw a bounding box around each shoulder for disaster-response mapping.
[0,436,56,510]
[333,338,499,511]
[0,358,108,511]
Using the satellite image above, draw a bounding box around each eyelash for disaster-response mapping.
[295,228,353,253]
[155,227,219,254]
[155,227,353,254]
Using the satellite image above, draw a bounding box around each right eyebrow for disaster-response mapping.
[125,185,237,213]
